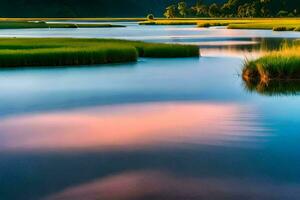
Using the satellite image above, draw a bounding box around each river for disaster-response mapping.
[0,23,300,200]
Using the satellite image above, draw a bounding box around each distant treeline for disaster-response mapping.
[0,0,297,18]
[163,0,300,18]
[0,0,221,17]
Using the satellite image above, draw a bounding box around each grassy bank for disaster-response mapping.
[139,20,197,25]
[0,18,146,22]
[0,21,126,29]
[204,19,300,31]
[138,18,300,32]
[0,38,199,68]
[242,41,300,84]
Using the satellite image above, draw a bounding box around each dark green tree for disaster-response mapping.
[208,3,220,17]
[191,0,208,17]
[164,5,177,18]
[178,1,188,17]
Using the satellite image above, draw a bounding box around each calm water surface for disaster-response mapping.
[1,23,300,200]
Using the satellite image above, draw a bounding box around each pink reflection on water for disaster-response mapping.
[45,170,300,200]
[0,102,270,152]
[201,48,265,59]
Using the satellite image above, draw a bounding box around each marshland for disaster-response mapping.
[1,0,300,200]
[243,41,300,82]
[0,38,198,68]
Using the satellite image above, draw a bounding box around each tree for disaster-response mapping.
[164,5,177,18]
[260,0,272,17]
[237,2,259,18]
[221,0,238,17]
[147,14,154,20]
[277,10,289,17]
[208,3,220,17]
[178,1,188,17]
[191,0,208,17]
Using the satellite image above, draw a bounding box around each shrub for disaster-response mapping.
[242,43,300,82]
[294,27,300,31]
[147,14,155,20]
[198,23,211,28]
[272,26,295,31]
[277,10,289,17]
[0,38,199,68]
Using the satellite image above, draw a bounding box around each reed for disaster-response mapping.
[0,38,199,68]
[242,42,300,82]
[0,21,126,29]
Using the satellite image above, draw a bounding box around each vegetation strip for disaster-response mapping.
[0,21,126,29]
[242,41,300,84]
[0,38,199,68]
[139,18,300,32]
[161,0,299,18]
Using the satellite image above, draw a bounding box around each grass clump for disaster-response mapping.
[0,21,126,29]
[294,27,300,31]
[227,19,300,31]
[197,22,230,28]
[139,20,197,25]
[0,38,199,68]
[0,21,49,29]
[272,26,295,31]
[138,18,300,31]
[136,43,199,58]
[242,42,300,83]
[64,23,125,28]
[139,21,156,25]
[198,23,211,28]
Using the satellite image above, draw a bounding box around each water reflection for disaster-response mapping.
[1,24,300,200]
[243,79,300,96]
[201,38,294,58]
[45,170,300,200]
[0,23,299,42]
[0,102,270,152]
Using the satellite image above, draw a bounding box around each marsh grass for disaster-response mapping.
[242,41,300,83]
[0,38,199,68]
[137,43,199,58]
[272,26,295,31]
[0,18,145,22]
[227,19,300,31]
[294,27,300,31]
[138,18,300,32]
[75,24,125,28]
[139,21,197,25]
[0,21,126,29]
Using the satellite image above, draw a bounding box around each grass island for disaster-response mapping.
[0,38,199,68]
[242,41,300,85]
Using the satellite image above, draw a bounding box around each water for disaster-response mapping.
[1,23,300,200]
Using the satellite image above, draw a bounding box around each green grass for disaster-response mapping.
[272,26,295,31]
[226,19,300,31]
[294,27,300,31]
[139,21,197,25]
[0,21,126,29]
[138,18,300,32]
[0,38,199,68]
[74,24,125,28]
[197,22,231,27]
[0,18,146,22]
[242,42,300,83]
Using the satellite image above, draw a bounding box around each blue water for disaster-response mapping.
[0,24,300,200]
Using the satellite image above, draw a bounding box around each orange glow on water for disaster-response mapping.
[0,102,269,151]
